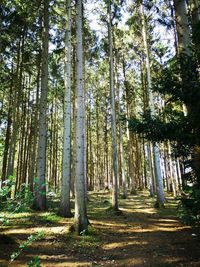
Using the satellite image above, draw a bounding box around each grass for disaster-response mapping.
[38,213,63,225]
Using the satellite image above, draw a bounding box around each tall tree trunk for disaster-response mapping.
[1,86,13,184]
[119,119,127,198]
[7,33,24,181]
[71,43,77,198]
[122,60,136,194]
[35,0,49,210]
[174,0,200,186]
[95,95,100,190]
[108,0,119,211]
[174,0,192,58]
[60,0,72,217]
[28,56,40,192]
[141,1,165,206]
[74,0,88,233]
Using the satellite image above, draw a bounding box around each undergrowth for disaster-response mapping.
[178,187,200,226]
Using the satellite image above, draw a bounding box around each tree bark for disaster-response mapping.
[60,0,72,217]
[74,0,88,233]
[35,0,49,210]
[141,1,165,206]
[108,0,119,211]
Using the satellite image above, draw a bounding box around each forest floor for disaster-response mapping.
[0,191,200,267]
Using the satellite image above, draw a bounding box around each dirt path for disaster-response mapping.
[0,191,200,266]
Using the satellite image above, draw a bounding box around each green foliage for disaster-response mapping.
[129,111,185,142]
[2,184,34,213]
[38,213,62,225]
[68,225,101,251]
[27,256,41,267]
[0,178,34,226]
[14,184,34,212]
[178,188,200,225]
[79,227,100,248]
[10,231,44,264]
[130,57,200,143]
[0,176,15,198]
[129,55,200,155]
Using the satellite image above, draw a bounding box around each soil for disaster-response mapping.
[0,191,200,267]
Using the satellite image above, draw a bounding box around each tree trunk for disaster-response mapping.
[60,0,72,217]
[174,0,200,186]
[35,0,49,210]
[141,1,165,206]
[108,0,119,211]
[74,0,88,234]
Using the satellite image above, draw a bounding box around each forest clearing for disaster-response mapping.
[0,191,200,267]
[1,0,200,266]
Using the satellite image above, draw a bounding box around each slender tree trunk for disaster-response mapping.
[95,96,100,191]
[141,1,165,206]
[174,0,200,186]
[108,0,119,211]
[1,88,12,184]
[35,0,49,210]
[174,0,192,57]
[7,33,24,181]
[74,0,88,233]
[116,57,127,198]
[71,43,77,198]
[60,0,72,217]
[28,55,40,192]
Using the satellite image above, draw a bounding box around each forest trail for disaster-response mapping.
[0,191,200,267]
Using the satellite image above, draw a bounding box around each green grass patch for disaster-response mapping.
[38,213,63,225]
[65,225,102,254]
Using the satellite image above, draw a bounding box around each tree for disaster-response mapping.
[108,0,119,211]
[59,0,72,218]
[35,0,49,210]
[140,1,165,206]
[174,0,200,186]
[74,0,88,233]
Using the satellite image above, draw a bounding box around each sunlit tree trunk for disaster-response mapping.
[174,0,200,186]
[71,43,77,198]
[116,58,127,198]
[141,1,165,206]
[28,61,40,192]
[108,0,119,211]
[60,0,72,217]
[119,118,127,198]
[74,0,88,233]
[122,60,136,194]
[35,0,49,210]
[174,0,192,57]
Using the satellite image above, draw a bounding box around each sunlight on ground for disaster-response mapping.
[129,225,191,233]
[103,240,148,250]
[4,225,70,235]
[93,221,127,227]
[121,207,156,214]
[11,260,93,267]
